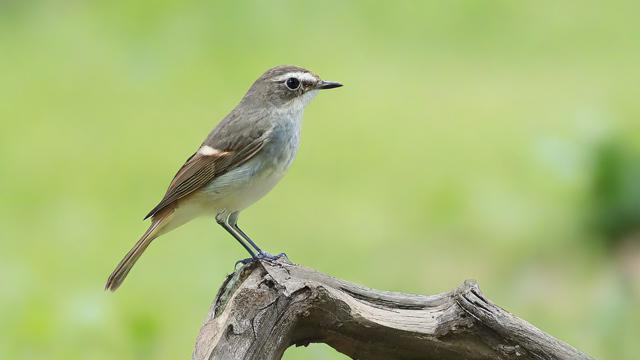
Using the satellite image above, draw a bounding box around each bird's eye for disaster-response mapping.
[285,77,300,90]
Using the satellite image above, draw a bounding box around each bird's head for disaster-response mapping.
[243,65,342,110]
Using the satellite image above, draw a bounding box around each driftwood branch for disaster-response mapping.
[192,257,593,360]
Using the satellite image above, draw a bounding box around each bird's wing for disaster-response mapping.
[143,132,267,220]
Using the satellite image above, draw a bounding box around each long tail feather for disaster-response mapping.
[105,213,171,291]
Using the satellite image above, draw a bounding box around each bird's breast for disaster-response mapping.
[262,116,301,171]
[199,113,302,213]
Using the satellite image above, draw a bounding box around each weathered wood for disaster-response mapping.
[193,257,593,360]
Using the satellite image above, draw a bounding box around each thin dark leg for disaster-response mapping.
[215,214,256,258]
[228,212,286,261]
[228,212,264,254]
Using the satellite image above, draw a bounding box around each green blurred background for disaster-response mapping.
[1,1,639,359]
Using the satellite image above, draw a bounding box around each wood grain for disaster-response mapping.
[193,257,593,360]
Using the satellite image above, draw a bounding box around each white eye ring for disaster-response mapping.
[285,77,301,90]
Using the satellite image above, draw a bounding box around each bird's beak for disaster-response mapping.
[316,80,343,90]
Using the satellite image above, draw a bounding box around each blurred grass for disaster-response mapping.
[1,1,639,359]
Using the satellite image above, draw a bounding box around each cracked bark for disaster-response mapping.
[192,257,593,360]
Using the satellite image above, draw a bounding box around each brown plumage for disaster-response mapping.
[143,135,265,220]
[105,208,174,291]
[105,65,342,291]
[105,129,269,291]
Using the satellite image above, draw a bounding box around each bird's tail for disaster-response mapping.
[105,212,172,291]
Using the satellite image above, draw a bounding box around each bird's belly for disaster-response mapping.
[199,153,292,213]
[196,117,300,215]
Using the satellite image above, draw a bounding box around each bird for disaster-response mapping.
[105,65,342,291]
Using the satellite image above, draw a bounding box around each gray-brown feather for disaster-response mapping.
[144,65,317,220]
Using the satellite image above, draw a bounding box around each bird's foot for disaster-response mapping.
[257,251,287,263]
[234,252,288,269]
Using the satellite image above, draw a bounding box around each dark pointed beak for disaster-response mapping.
[317,80,343,90]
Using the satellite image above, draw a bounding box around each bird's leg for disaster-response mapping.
[228,212,263,254]
[228,212,287,262]
[215,213,256,260]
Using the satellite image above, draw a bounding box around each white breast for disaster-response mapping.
[199,110,303,214]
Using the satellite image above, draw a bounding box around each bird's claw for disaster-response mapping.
[234,251,287,269]
[257,251,287,262]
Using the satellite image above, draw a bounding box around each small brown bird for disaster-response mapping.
[105,65,342,291]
